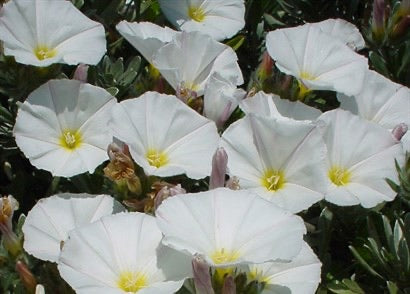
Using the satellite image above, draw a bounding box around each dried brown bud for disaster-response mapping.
[16,261,37,294]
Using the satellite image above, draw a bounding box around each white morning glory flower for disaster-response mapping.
[0,0,106,67]
[156,188,306,268]
[152,31,243,96]
[58,212,191,294]
[22,193,121,263]
[319,109,405,208]
[158,0,245,41]
[311,19,365,51]
[220,115,326,213]
[240,91,322,122]
[203,73,246,128]
[116,21,178,63]
[247,242,321,294]
[13,79,117,177]
[110,91,220,179]
[338,70,410,151]
[266,24,368,96]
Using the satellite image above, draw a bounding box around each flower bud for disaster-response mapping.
[372,0,387,40]
[35,285,45,294]
[0,195,21,256]
[73,63,89,83]
[192,254,215,294]
[209,148,228,189]
[16,261,37,294]
[222,275,236,294]
[257,51,274,81]
[216,101,233,129]
[392,123,408,141]
[390,15,410,38]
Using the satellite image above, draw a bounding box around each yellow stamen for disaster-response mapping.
[34,45,57,61]
[117,271,147,292]
[188,6,206,22]
[59,130,82,150]
[261,170,286,192]
[328,166,351,186]
[248,268,271,283]
[146,149,168,168]
[211,248,240,265]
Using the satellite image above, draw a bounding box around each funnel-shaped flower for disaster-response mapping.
[319,109,405,207]
[158,0,245,41]
[13,79,117,177]
[152,31,243,96]
[116,21,177,63]
[266,24,368,96]
[240,91,321,121]
[22,193,120,262]
[311,19,365,50]
[204,73,246,127]
[110,92,219,179]
[247,242,321,294]
[0,0,106,66]
[58,212,191,294]
[338,70,410,150]
[156,188,306,268]
[220,115,326,213]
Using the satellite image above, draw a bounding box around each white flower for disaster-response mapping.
[152,31,243,96]
[203,73,246,127]
[0,0,106,67]
[58,212,191,294]
[311,19,365,50]
[220,115,326,213]
[13,79,116,177]
[266,24,368,96]
[156,188,306,268]
[338,70,410,151]
[240,91,321,121]
[110,91,219,179]
[22,193,119,262]
[116,21,177,63]
[247,242,321,294]
[158,0,245,41]
[319,109,405,208]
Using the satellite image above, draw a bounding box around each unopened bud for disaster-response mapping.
[73,63,89,83]
[222,275,236,294]
[192,254,215,294]
[392,123,408,141]
[209,148,228,189]
[154,183,186,210]
[225,176,240,190]
[35,285,45,294]
[257,51,273,81]
[0,196,21,256]
[216,101,233,129]
[16,261,37,294]
[372,0,387,40]
[390,15,410,38]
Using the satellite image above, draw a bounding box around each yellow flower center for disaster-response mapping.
[59,130,82,150]
[146,149,168,168]
[248,268,271,283]
[188,6,206,22]
[328,166,351,186]
[117,271,147,292]
[211,248,240,265]
[34,45,57,60]
[261,170,286,192]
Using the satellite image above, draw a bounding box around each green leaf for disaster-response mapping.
[387,281,400,294]
[225,35,246,51]
[106,87,119,96]
[349,245,384,279]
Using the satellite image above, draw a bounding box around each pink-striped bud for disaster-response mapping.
[392,123,408,141]
[209,147,228,189]
[192,254,215,294]
[73,63,89,83]
[16,261,37,293]
[222,275,236,294]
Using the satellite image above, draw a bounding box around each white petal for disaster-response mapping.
[110,92,219,179]
[13,79,116,177]
[159,0,245,41]
[0,0,106,66]
[116,21,177,62]
[248,242,321,294]
[266,24,368,96]
[156,188,306,267]
[311,19,365,50]
[22,194,117,262]
[58,212,189,293]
